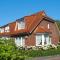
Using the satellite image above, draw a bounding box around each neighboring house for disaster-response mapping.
[0,11,59,47]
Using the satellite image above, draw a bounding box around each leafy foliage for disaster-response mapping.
[0,39,25,60]
[0,39,60,60]
[56,20,60,30]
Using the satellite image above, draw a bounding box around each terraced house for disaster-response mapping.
[0,11,59,47]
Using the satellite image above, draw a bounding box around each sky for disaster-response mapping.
[0,0,60,26]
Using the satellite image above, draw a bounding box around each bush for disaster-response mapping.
[0,39,25,60]
[0,39,60,60]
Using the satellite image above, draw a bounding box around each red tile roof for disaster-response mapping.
[0,11,54,36]
[25,11,46,33]
[35,27,51,33]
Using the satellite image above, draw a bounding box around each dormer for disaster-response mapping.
[18,21,25,30]
[15,17,25,31]
[5,26,10,32]
[0,28,4,33]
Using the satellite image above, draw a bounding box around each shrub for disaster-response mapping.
[49,44,57,49]
[1,39,60,60]
[58,42,60,45]
[0,39,25,60]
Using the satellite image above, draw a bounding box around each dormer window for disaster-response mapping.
[18,21,25,30]
[0,28,4,33]
[5,26,9,32]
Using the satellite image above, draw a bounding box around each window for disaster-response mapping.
[5,26,9,32]
[18,21,25,29]
[36,34,42,46]
[15,37,25,46]
[44,34,51,45]
[48,24,49,29]
[36,33,51,46]
[44,34,49,44]
[0,28,4,33]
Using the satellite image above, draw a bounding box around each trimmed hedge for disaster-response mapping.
[0,39,60,60]
[19,48,60,57]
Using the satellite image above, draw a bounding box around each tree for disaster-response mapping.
[55,20,60,30]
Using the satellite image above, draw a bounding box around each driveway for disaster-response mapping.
[26,55,60,60]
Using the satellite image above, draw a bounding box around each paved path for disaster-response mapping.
[26,55,60,60]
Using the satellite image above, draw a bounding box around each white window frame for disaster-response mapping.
[5,26,9,32]
[18,21,25,30]
[36,33,51,46]
[15,37,25,47]
[0,28,4,33]
[36,34,42,46]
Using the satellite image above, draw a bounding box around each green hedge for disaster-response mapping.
[18,48,60,57]
[0,39,60,60]
[0,39,25,60]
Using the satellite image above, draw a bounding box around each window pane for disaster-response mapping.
[44,34,51,45]
[36,34,42,46]
[0,28,4,33]
[15,37,25,47]
[5,26,9,32]
[18,21,25,29]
